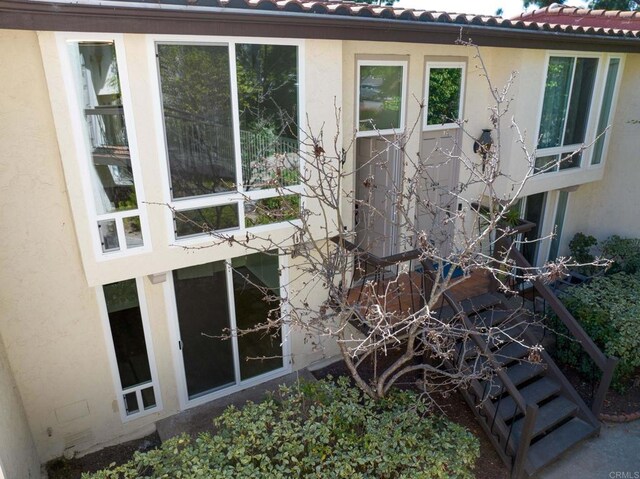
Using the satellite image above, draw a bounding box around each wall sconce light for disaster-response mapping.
[473,128,494,172]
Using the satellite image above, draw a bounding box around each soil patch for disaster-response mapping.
[46,433,160,479]
[311,358,509,479]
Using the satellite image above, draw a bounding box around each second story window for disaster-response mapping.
[536,55,619,172]
[71,41,146,254]
[156,42,301,239]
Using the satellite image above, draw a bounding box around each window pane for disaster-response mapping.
[245,195,300,228]
[123,216,143,248]
[426,67,462,126]
[173,262,235,399]
[563,57,598,146]
[521,193,546,265]
[103,280,152,390]
[535,155,558,173]
[158,44,236,199]
[359,65,403,132]
[76,42,138,214]
[548,191,569,261]
[123,392,139,415]
[559,151,582,170]
[174,204,239,238]
[236,44,299,191]
[538,57,574,149]
[231,252,282,380]
[141,386,156,410]
[98,219,120,252]
[592,58,620,165]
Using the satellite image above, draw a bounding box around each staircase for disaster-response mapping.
[446,290,602,478]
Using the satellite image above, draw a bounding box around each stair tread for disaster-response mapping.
[474,309,532,328]
[512,396,578,440]
[525,417,597,475]
[437,293,503,320]
[481,362,546,399]
[496,377,561,421]
[466,342,530,373]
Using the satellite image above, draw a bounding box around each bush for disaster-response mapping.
[83,378,479,479]
[553,273,640,392]
[601,235,640,275]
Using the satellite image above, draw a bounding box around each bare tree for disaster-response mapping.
[169,42,607,400]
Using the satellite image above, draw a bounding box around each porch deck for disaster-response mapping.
[345,268,491,321]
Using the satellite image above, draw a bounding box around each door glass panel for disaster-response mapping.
[236,44,299,191]
[548,191,569,262]
[358,65,404,132]
[103,280,152,389]
[426,67,463,126]
[232,252,283,380]
[592,58,620,165]
[173,262,235,399]
[157,44,236,199]
[563,57,598,146]
[521,193,546,265]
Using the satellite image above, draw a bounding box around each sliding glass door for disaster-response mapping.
[172,252,285,403]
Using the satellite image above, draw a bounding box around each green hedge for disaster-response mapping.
[84,378,479,479]
[554,273,640,392]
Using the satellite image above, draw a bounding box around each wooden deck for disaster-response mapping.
[345,269,491,320]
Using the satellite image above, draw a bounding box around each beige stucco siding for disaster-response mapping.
[0,333,39,479]
[560,53,640,251]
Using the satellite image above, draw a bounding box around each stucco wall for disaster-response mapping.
[0,333,39,479]
[561,53,640,251]
[1,29,343,463]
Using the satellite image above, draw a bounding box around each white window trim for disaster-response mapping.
[97,277,163,422]
[534,51,624,174]
[356,59,408,138]
[587,55,625,170]
[422,61,466,132]
[56,32,152,261]
[163,252,293,411]
[146,35,306,246]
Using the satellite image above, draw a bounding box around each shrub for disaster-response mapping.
[83,378,479,479]
[601,235,640,275]
[553,273,640,392]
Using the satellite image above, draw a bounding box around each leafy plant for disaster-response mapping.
[82,378,479,479]
[552,273,640,392]
[601,235,640,275]
[568,232,598,264]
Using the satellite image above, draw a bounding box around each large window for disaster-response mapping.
[101,279,161,420]
[172,252,285,403]
[423,62,465,130]
[535,54,621,173]
[357,60,407,136]
[70,41,146,254]
[157,42,301,239]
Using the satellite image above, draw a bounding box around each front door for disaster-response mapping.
[355,136,402,258]
[416,131,460,257]
[171,252,285,405]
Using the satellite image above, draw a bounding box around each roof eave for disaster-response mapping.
[0,0,639,53]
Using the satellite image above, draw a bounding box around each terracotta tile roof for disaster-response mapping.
[173,0,640,38]
[518,5,640,32]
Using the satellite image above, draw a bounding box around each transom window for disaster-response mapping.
[423,62,466,130]
[156,42,301,238]
[356,60,407,137]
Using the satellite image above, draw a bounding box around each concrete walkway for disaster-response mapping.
[156,369,317,441]
[535,420,640,479]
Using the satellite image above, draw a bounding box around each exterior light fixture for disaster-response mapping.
[473,128,494,172]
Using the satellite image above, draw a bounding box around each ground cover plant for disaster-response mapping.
[82,378,479,479]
